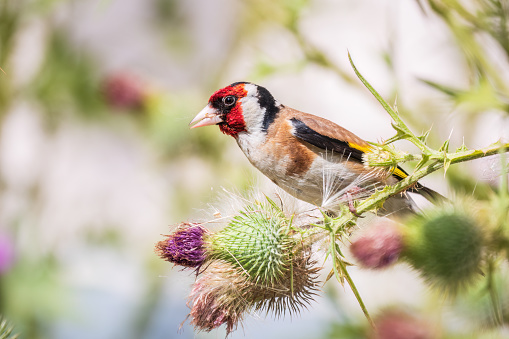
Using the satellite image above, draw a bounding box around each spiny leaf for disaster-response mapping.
[417,126,432,144]
[414,153,430,172]
[419,78,462,97]
[456,143,469,153]
[348,52,400,122]
[438,139,450,153]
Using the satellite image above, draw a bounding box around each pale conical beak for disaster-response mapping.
[189,105,223,129]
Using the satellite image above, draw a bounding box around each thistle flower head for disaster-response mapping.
[155,223,209,268]
[188,261,248,334]
[350,221,403,269]
[157,192,323,335]
[185,197,321,334]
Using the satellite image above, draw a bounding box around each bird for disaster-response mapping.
[190,82,443,217]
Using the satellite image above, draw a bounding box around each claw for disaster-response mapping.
[346,192,364,218]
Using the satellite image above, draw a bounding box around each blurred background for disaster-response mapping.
[0,0,508,338]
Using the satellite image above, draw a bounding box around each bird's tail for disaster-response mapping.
[413,184,448,204]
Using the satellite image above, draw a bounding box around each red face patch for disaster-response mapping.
[209,83,248,137]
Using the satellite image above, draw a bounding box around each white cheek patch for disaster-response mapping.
[239,84,266,135]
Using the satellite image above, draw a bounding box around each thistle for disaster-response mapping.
[350,221,403,269]
[182,198,321,334]
[188,249,320,335]
[155,222,209,268]
[401,205,483,293]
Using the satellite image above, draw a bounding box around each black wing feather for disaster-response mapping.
[290,118,364,162]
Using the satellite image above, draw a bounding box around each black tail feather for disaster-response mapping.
[411,184,448,204]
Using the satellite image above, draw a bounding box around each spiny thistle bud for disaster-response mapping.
[206,200,294,285]
[350,221,403,269]
[401,207,483,293]
[155,223,209,268]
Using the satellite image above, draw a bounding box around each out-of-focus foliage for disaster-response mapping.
[0,316,18,339]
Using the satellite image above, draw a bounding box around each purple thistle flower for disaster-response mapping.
[155,223,208,268]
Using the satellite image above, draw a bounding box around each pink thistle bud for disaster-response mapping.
[102,73,146,110]
[372,309,435,339]
[155,223,209,268]
[188,262,245,334]
[350,222,403,269]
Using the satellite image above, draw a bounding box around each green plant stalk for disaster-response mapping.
[338,254,374,328]
[329,233,374,328]
[357,142,509,215]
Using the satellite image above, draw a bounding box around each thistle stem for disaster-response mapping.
[356,142,509,215]
[337,253,375,329]
[329,232,374,328]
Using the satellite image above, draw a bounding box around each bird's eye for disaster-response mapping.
[223,95,236,107]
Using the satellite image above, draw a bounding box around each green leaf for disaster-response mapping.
[419,78,462,97]
[348,53,399,120]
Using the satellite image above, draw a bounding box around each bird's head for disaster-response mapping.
[190,82,280,137]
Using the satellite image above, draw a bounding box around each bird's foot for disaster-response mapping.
[346,191,364,218]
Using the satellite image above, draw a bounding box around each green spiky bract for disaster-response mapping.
[402,207,483,294]
[207,197,294,285]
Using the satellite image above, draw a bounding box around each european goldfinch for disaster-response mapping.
[190,82,442,217]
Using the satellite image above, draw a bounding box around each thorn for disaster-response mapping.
[0,67,5,75]
[448,128,454,141]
